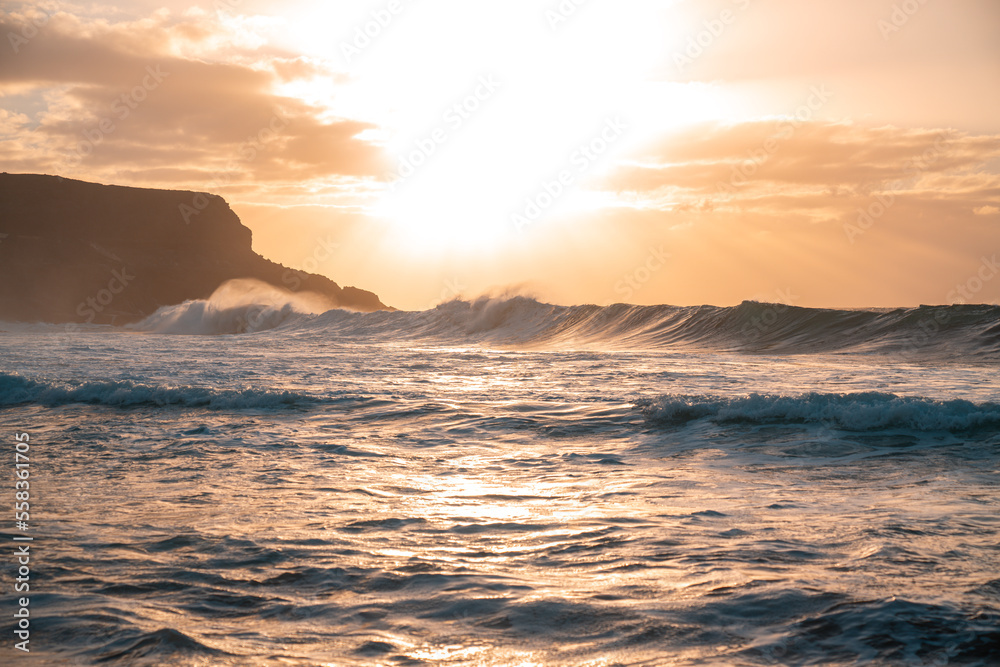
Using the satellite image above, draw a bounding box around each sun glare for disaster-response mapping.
[274,0,727,256]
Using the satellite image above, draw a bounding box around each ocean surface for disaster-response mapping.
[1,290,999,666]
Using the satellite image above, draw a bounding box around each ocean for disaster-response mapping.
[1,294,998,666]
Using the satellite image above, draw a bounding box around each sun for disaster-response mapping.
[278,0,738,256]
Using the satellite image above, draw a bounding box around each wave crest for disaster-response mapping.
[0,372,318,409]
[638,392,1000,432]
[286,298,1000,358]
[131,279,332,335]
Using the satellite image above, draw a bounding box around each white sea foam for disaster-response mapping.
[0,371,319,409]
[131,279,330,335]
[638,392,1000,432]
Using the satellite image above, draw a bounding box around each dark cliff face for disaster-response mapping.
[0,173,389,324]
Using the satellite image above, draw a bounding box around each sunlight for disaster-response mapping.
[277,0,728,256]
[9,0,1000,663]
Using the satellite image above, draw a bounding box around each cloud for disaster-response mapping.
[663,0,1000,83]
[0,8,389,192]
[600,121,1000,220]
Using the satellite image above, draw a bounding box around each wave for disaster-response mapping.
[290,297,1000,359]
[638,392,1000,432]
[5,367,998,436]
[131,279,330,335]
[0,372,320,409]
[89,627,230,664]
[121,282,1000,358]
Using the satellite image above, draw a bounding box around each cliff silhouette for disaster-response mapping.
[0,173,389,324]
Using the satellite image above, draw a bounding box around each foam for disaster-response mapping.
[638,392,1000,432]
[131,279,331,335]
[0,371,317,409]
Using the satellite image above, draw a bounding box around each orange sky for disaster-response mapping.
[2,0,999,310]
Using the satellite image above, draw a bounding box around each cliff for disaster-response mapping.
[0,174,389,324]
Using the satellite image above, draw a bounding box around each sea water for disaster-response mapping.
[0,295,998,665]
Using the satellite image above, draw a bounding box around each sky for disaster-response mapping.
[2,0,999,310]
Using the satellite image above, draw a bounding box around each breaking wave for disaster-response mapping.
[0,372,320,409]
[131,279,333,335]
[125,288,1000,358]
[298,297,1000,358]
[4,366,999,435]
[638,392,1000,432]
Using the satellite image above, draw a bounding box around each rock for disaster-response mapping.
[0,173,390,323]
